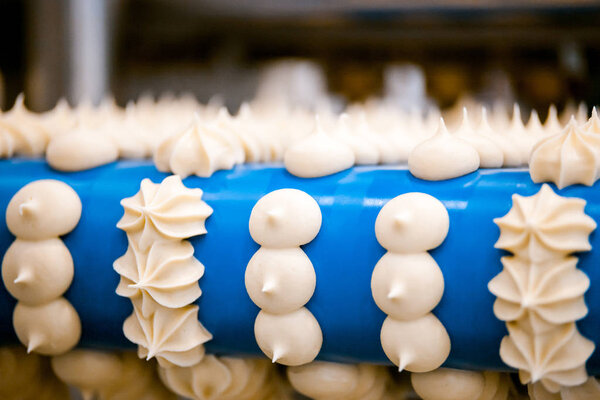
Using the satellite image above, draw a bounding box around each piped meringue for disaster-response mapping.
[123,297,212,368]
[5,179,82,240]
[583,107,600,134]
[380,314,450,372]
[13,297,81,356]
[411,368,485,400]
[284,116,354,178]
[46,129,119,171]
[117,175,213,250]
[494,184,596,262]
[529,117,600,189]
[254,308,323,366]
[2,238,74,306]
[408,118,480,181]
[455,108,503,168]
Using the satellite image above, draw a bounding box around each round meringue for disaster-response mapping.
[13,297,81,355]
[287,361,360,399]
[6,179,82,240]
[411,368,485,400]
[254,307,323,366]
[2,238,74,305]
[284,117,355,178]
[249,189,321,248]
[375,192,449,253]
[46,129,119,171]
[371,252,444,320]
[408,118,480,181]
[245,247,316,314]
[380,314,450,372]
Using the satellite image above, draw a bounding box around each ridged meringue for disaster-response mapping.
[408,118,480,181]
[0,94,49,156]
[5,179,82,240]
[500,321,594,392]
[494,184,596,262]
[529,377,600,400]
[117,175,213,250]
[284,116,354,178]
[544,105,563,137]
[123,297,212,368]
[115,239,204,316]
[2,238,74,305]
[154,114,240,178]
[529,118,600,189]
[489,256,589,333]
[583,107,600,135]
[13,297,81,355]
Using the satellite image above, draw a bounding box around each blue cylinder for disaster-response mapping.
[0,159,599,373]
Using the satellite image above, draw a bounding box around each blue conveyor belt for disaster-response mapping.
[0,159,599,372]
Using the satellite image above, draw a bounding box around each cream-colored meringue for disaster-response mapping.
[506,104,536,165]
[489,256,589,333]
[529,118,600,189]
[115,239,204,316]
[249,188,321,248]
[254,307,323,366]
[123,297,212,368]
[408,118,480,181]
[411,368,485,400]
[527,110,546,139]
[101,352,176,400]
[46,129,119,171]
[500,321,594,393]
[380,314,450,372]
[371,252,444,320]
[159,354,232,400]
[545,105,563,137]
[494,184,596,262]
[284,117,354,178]
[40,98,76,138]
[117,175,213,250]
[6,179,82,240]
[0,128,15,158]
[583,107,600,134]
[529,377,600,400]
[154,114,239,178]
[245,247,316,314]
[51,350,123,399]
[0,94,49,156]
[13,297,81,355]
[335,113,380,165]
[2,238,74,305]
[478,107,521,168]
[455,108,503,168]
[287,361,360,399]
[375,192,449,253]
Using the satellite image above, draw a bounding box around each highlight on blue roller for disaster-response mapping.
[0,159,599,373]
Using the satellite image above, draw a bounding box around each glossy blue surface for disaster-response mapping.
[0,159,599,372]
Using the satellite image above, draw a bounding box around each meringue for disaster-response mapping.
[117,175,213,250]
[249,188,321,248]
[254,308,323,366]
[529,118,600,189]
[380,314,451,372]
[408,118,480,181]
[284,117,354,178]
[411,368,485,400]
[454,108,503,168]
[245,247,316,314]
[13,297,81,355]
[374,192,449,253]
[123,297,212,368]
[494,184,596,262]
[2,238,74,305]
[46,129,119,171]
[5,179,82,240]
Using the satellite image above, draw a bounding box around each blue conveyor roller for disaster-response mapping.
[0,159,599,373]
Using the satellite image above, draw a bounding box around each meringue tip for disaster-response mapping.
[265,208,283,224]
[26,334,43,353]
[437,117,448,133]
[271,348,283,364]
[387,284,404,300]
[261,279,276,294]
[18,200,37,217]
[394,212,410,227]
[397,353,411,372]
[13,270,32,284]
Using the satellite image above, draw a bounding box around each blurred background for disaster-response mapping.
[1,0,600,115]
